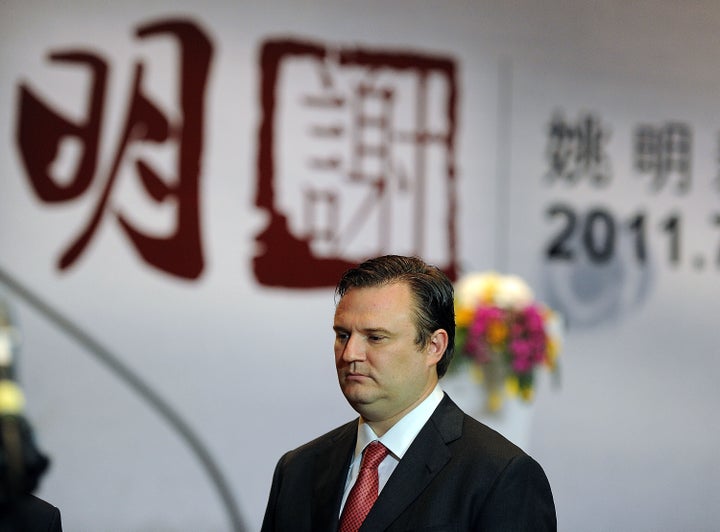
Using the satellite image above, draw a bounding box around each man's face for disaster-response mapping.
[333,282,443,433]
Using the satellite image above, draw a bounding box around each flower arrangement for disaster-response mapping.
[452,272,561,412]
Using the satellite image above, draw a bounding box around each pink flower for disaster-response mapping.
[522,306,545,333]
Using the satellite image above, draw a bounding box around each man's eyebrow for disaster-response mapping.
[331,325,393,335]
[362,327,393,335]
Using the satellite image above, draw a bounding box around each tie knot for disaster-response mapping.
[361,441,388,470]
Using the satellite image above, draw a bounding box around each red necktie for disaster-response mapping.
[339,441,389,532]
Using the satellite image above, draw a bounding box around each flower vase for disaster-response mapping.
[441,364,535,451]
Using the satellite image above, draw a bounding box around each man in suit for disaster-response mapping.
[262,255,556,531]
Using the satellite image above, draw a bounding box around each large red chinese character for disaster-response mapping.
[16,19,213,280]
[255,38,459,288]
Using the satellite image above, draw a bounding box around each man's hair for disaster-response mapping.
[335,255,455,377]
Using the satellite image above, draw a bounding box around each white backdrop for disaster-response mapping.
[2,1,719,531]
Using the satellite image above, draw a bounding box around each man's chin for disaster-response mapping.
[340,384,377,407]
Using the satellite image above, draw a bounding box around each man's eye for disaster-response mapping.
[368,335,385,342]
[335,332,349,342]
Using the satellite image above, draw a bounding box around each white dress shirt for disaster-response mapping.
[339,384,445,515]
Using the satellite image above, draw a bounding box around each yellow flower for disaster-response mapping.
[487,390,504,412]
[520,386,534,402]
[486,319,508,346]
[455,272,534,310]
[455,305,475,328]
[505,376,519,397]
[493,274,534,309]
[455,272,501,308]
[546,339,560,369]
[480,274,501,305]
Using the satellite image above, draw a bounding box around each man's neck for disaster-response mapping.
[364,380,439,437]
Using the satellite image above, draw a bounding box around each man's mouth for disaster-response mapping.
[344,372,370,382]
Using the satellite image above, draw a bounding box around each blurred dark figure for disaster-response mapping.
[0,409,61,531]
[0,494,62,532]
[0,297,62,531]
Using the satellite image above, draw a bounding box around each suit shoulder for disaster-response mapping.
[461,414,524,456]
[454,413,555,490]
[279,419,356,464]
[435,395,525,459]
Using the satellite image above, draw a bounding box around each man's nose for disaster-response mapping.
[341,335,366,362]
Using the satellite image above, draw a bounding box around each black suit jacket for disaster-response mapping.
[262,395,556,531]
[0,495,62,532]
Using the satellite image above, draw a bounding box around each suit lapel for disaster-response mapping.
[313,420,358,531]
[360,396,464,531]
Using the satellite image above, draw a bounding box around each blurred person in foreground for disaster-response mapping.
[0,319,62,532]
[261,255,556,531]
[0,394,62,532]
[0,494,62,532]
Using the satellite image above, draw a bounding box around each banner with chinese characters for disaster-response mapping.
[1,1,718,531]
[501,56,720,530]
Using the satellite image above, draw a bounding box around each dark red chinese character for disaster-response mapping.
[16,19,213,280]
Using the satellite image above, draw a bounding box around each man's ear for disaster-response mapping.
[426,329,448,366]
